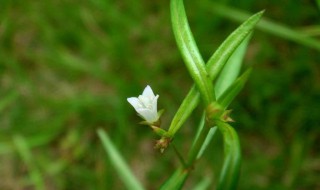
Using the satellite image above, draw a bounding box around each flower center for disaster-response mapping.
[138,96,153,109]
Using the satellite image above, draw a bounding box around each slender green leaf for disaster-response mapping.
[167,11,263,137]
[206,11,263,81]
[171,0,214,105]
[97,129,144,190]
[160,167,188,190]
[299,25,320,37]
[205,2,320,52]
[215,34,251,98]
[215,121,241,190]
[186,122,211,166]
[191,113,206,149]
[217,68,252,109]
[197,126,217,159]
[189,112,217,160]
[167,86,200,136]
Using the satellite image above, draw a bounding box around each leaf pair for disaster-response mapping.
[167,0,263,137]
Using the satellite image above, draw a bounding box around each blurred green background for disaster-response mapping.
[0,0,319,189]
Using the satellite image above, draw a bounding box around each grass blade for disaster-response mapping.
[97,129,144,190]
[205,2,320,51]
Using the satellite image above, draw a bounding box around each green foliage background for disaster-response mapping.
[0,0,319,189]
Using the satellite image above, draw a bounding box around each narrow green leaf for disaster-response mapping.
[167,11,263,137]
[171,0,214,105]
[206,2,320,52]
[191,113,206,149]
[196,126,217,159]
[160,167,188,190]
[188,112,217,160]
[167,86,200,136]
[13,135,45,190]
[97,129,144,190]
[215,121,241,190]
[215,34,252,98]
[217,68,252,109]
[206,11,263,81]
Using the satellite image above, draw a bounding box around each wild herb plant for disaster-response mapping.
[98,0,263,189]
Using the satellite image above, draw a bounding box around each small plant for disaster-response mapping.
[98,0,263,189]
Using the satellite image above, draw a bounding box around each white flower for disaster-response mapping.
[127,85,160,123]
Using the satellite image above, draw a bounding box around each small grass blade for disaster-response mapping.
[97,129,144,190]
[206,2,320,51]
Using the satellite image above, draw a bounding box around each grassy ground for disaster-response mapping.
[0,0,319,189]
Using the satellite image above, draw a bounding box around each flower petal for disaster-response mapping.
[152,95,159,113]
[142,85,155,98]
[127,97,141,111]
[138,95,150,108]
[137,108,158,123]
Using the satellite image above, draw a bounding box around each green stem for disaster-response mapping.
[161,120,211,190]
[172,143,187,168]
